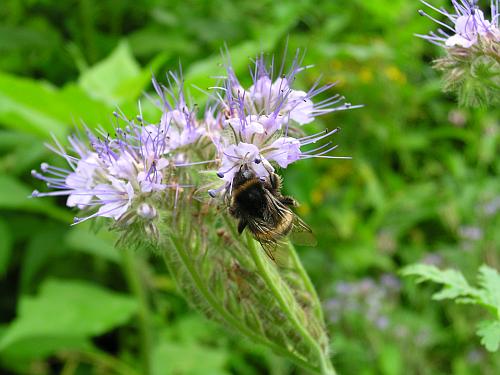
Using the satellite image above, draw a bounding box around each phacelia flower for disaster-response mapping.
[31,77,205,226]
[417,0,500,48]
[208,52,361,196]
[149,73,206,152]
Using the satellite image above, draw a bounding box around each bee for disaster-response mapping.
[228,166,316,259]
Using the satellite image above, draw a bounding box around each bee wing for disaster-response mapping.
[290,215,317,247]
[264,190,317,247]
[246,218,280,261]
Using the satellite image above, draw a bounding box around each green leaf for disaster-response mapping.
[404,264,500,352]
[401,264,479,302]
[0,219,12,277]
[78,41,166,106]
[0,279,138,351]
[0,174,72,222]
[152,340,230,375]
[20,225,69,291]
[0,72,111,138]
[378,344,403,375]
[65,223,119,263]
[477,265,500,314]
[0,337,92,362]
[477,320,500,352]
[0,73,70,138]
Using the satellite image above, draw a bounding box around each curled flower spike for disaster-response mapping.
[209,51,360,194]
[32,81,207,229]
[417,0,500,48]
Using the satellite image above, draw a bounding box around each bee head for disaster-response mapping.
[239,164,256,180]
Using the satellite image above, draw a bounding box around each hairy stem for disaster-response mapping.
[287,241,325,322]
[245,232,336,375]
[164,236,320,373]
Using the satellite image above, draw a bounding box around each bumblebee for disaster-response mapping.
[228,166,316,258]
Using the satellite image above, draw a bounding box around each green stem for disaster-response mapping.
[121,248,152,375]
[164,236,320,374]
[287,241,325,322]
[245,232,336,375]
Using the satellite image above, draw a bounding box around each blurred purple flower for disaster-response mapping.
[417,0,500,48]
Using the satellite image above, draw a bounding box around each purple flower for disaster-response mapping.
[94,177,135,220]
[264,137,301,168]
[223,53,359,128]
[417,0,500,48]
[31,79,199,224]
[217,143,273,184]
[208,52,361,196]
[150,73,206,151]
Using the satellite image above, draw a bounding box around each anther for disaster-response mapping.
[216,172,224,178]
[40,162,49,172]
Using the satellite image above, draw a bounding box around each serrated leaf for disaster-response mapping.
[0,279,138,351]
[401,264,479,301]
[477,320,500,352]
[477,265,500,313]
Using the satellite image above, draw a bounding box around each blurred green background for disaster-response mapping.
[0,0,499,374]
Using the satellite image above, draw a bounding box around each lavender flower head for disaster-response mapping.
[418,0,500,48]
[31,75,206,230]
[208,52,361,197]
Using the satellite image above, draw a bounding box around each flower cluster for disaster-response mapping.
[208,53,361,197]
[417,1,500,107]
[32,53,360,227]
[31,75,207,229]
[417,0,500,48]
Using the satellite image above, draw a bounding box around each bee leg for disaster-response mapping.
[280,196,298,207]
[237,220,248,234]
